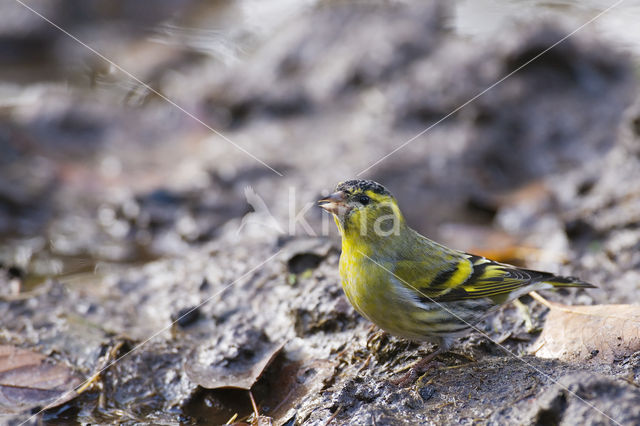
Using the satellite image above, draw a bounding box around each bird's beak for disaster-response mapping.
[318,191,349,215]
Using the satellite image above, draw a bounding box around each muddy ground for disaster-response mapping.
[1,1,640,425]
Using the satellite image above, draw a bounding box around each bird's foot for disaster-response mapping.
[390,366,420,387]
[390,349,443,387]
[512,298,535,332]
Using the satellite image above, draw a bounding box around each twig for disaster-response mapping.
[324,405,341,426]
[529,291,553,309]
[249,390,260,419]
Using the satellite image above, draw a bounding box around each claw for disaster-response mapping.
[390,348,443,387]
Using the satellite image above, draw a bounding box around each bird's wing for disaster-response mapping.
[392,253,541,304]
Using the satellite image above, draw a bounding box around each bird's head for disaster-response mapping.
[318,179,405,238]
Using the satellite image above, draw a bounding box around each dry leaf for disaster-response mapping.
[531,297,640,363]
[185,332,284,390]
[0,345,81,414]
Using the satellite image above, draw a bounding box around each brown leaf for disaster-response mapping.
[0,345,81,414]
[531,298,640,363]
[185,338,284,390]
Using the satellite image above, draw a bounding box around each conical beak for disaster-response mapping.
[318,191,349,215]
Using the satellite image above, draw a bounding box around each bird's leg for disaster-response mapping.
[391,347,443,387]
[512,298,535,332]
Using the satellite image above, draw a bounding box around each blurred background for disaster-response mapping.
[1,0,640,424]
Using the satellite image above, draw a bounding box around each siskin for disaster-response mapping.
[319,179,594,380]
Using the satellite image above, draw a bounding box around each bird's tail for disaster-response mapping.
[542,274,596,289]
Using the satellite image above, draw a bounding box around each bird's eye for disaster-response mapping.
[358,195,371,205]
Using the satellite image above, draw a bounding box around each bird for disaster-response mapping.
[318,179,595,383]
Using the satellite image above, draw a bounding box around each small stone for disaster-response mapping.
[419,385,436,401]
[172,306,200,328]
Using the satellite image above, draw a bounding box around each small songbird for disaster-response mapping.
[319,179,594,380]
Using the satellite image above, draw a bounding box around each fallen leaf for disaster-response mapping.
[531,295,640,363]
[0,345,81,414]
[185,328,284,390]
[267,358,336,424]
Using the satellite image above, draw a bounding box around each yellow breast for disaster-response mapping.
[339,243,430,340]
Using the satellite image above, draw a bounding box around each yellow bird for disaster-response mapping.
[319,179,594,380]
